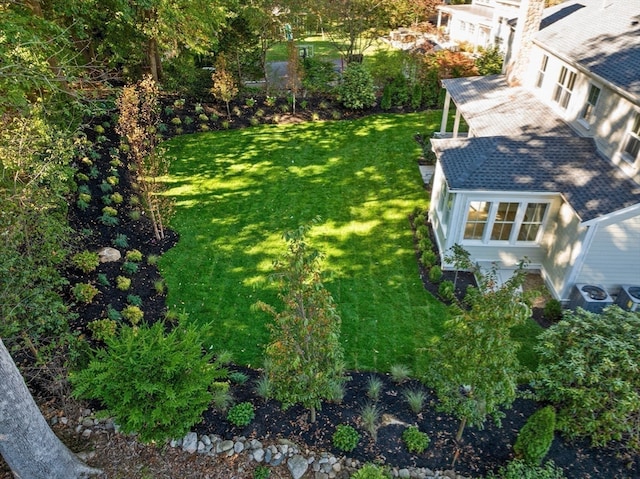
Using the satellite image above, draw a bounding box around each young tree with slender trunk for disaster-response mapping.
[0,339,101,478]
[211,54,239,121]
[255,221,345,423]
[286,41,304,115]
[116,75,173,241]
[427,260,531,443]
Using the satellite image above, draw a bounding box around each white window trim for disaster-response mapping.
[621,111,640,165]
[461,200,550,245]
[577,83,601,130]
[552,66,577,111]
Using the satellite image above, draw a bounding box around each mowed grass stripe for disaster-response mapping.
[160,113,449,372]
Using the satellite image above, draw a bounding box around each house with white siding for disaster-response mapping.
[428,0,640,306]
[436,0,522,51]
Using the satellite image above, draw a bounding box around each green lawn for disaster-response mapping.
[160,111,541,374]
[160,112,448,373]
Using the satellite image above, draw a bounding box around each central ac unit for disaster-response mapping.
[569,283,613,313]
[615,285,640,312]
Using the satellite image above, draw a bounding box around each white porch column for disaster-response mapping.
[437,11,442,29]
[440,90,451,135]
[453,108,461,138]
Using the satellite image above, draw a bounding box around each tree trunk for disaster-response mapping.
[148,38,159,82]
[455,416,466,443]
[0,339,102,479]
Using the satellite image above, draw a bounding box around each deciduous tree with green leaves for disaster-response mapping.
[255,221,345,423]
[534,306,640,452]
[427,260,531,442]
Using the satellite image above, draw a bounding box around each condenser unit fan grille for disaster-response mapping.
[581,285,607,300]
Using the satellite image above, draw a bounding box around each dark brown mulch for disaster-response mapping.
[5,99,636,479]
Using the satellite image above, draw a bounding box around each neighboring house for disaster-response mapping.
[428,0,640,304]
[436,0,522,51]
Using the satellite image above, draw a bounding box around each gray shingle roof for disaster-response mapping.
[441,75,574,137]
[535,0,640,98]
[432,135,640,222]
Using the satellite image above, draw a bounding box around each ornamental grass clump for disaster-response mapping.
[71,320,229,443]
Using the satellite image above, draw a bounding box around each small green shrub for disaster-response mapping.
[227,402,255,427]
[421,250,437,269]
[106,175,119,186]
[99,213,119,226]
[77,197,90,211]
[366,375,383,401]
[389,364,411,384]
[253,465,271,479]
[428,265,443,283]
[71,251,100,274]
[438,280,456,302]
[543,299,563,323]
[485,459,566,479]
[514,406,556,465]
[99,181,112,193]
[351,463,391,479]
[415,224,429,239]
[101,194,113,205]
[418,237,432,252]
[97,273,110,287]
[110,192,124,204]
[147,254,159,266]
[112,233,129,248]
[88,319,118,341]
[125,249,143,262]
[127,294,143,306]
[338,63,376,110]
[402,426,430,454]
[129,209,142,221]
[154,280,166,295]
[121,261,139,275]
[102,206,118,217]
[121,305,144,325]
[116,275,131,291]
[72,283,99,304]
[78,192,92,205]
[106,304,122,321]
[71,320,229,443]
[332,424,360,452]
[171,116,182,125]
[403,388,427,414]
[380,84,393,111]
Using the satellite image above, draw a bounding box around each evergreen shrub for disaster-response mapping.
[514,406,556,465]
[71,320,228,443]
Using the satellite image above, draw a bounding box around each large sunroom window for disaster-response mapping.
[463,201,548,243]
[464,201,490,240]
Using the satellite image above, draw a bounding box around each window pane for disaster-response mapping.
[491,202,518,241]
[518,203,547,241]
[464,201,490,240]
